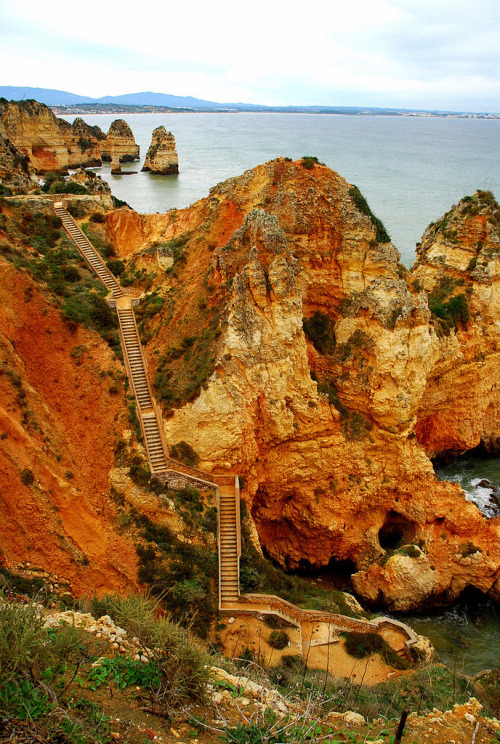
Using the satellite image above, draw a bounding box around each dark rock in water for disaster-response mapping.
[477,479,499,492]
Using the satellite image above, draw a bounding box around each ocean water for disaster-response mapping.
[435,453,500,518]
[62,112,500,268]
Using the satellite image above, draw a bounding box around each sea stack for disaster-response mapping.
[110,152,122,174]
[142,126,179,174]
[100,119,139,163]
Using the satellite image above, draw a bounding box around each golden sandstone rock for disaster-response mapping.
[0,100,139,173]
[107,160,500,611]
[100,119,139,164]
[142,126,179,175]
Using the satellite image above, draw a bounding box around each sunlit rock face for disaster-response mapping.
[100,119,139,163]
[142,127,178,174]
[0,119,39,192]
[0,100,105,173]
[108,161,500,611]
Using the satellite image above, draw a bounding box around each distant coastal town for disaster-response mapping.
[50,103,500,118]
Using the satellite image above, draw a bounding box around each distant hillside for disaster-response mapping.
[97,91,228,109]
[0,86,95,105]
[0,86,261,111]
[1,86,497,117]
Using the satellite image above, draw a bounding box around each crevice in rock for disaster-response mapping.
[378,511,417,550]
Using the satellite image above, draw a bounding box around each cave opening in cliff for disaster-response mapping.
[287,555,356,590]
[378,511,417,550]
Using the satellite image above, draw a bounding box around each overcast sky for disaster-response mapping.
[1,0,499,111]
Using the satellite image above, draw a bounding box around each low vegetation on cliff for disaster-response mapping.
[1,581,499,744]
[0,199,119,347]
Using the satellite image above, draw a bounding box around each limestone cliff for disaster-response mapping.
[107,159,500,612]
[411,190,500,458]
[0,121,39,194]
[142,127,179,174]
[100,119,139,163]
[0,100,105,173]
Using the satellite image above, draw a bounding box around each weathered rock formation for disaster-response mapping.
[111,153,122,174]
[101,119,139,163]
[67,167,112,197]
[0,120,39,193]
[0,100,139,174]
[0,100,105,173]
[106,160,500,612]
[142,127,178,174]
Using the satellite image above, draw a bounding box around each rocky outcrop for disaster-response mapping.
[108,159,500,612]
[142,127,178,174]
[411,191,500,458]
[0,100,105,173]
[67,167,112,198]
[100,119,139,163]
[0,101,140,173]
[0,121,39,193]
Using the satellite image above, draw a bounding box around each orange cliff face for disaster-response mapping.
[0,259,139,594]
[0,101,139,174]
[412,192,500,459]
[108,160,500,611]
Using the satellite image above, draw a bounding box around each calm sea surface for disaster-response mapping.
[62,113,500,268]
[63,112,500,672]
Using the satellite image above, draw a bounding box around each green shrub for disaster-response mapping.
[300,156,323,169]
[344,630,381,658]
[62,292,117,335]
[343,630,409,670]
[82,593,209,709]
[170,440,200,467]
[106,258,125,276]
[349,185,391,243]
[20,468,34,485]
[0,565,45,596]
[429,293,469,329]
[62,265,81,282]
[268,630,290,650]
[87,655,161,690]
[67,202,86,219]
[302,311,336,354]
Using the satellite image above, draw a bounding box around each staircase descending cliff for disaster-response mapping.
[54,203,124,298]
[218,480,241,607]
[116,300,169,474]
[54,203,168,475]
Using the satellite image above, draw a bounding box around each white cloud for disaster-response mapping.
[1,0,499,110]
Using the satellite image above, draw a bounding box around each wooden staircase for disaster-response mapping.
[54,203,124,298]
[116,304,153,410]
[218,481,241,607]
[116,301,168,474]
